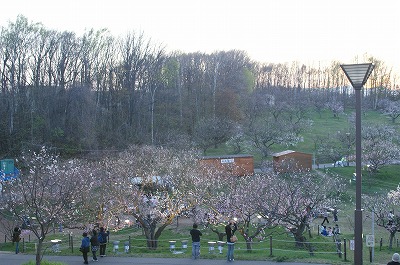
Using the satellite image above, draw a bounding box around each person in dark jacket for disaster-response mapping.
[80,232,90,264]
[190,223,202,259]
[388,252,400,265]
[12,227,21,254]
[90,229,100,261]
[225,220,238,262]
[98,227,110,257]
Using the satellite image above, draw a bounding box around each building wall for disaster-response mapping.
[273,151,312,173]
[199,155,254,176]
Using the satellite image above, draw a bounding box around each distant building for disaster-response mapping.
[199,154,254,176]
[272,150,312,173]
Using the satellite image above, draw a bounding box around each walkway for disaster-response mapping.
[0,252,328,265]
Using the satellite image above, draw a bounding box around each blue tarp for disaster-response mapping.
[0,167,19,181]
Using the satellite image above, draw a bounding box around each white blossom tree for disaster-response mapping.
[364,189,400,249]
[362,124,399,172]
[0,147,87,265]
[105,145,210,249]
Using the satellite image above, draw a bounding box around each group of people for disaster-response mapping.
[320,224,340,237]
[80,227,110,264]
[190,220,237,262]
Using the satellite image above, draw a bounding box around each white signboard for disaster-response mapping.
[221,158,234,164]
[366,234,375,247]
[350,240,355,250]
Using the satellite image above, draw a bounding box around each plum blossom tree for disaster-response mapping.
[362,124,399,172]
[108,145,210,250]
[196,171,344,251]
[364,190,400,249]
[274,172,344,249]
[194,173,283,251]
[0,147,87,265]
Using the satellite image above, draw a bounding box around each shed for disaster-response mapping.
[199,154,254,176]
[272,150,312,173]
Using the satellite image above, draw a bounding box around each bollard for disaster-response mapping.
[269,236,273,257]
[344,239,347,261]
[71,234,74,253]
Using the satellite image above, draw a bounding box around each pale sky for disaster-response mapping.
[1,0,400,69]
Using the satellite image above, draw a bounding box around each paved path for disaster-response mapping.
[0,252,328,265]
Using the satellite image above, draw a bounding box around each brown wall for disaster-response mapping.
[273,152,312,173]
[199,155,254,176]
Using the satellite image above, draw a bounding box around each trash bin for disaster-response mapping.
[51,239,61,252]
[169,241,176,252]
[208,241,216,253]
[181,240,188,251]
[124,241,129,253]
[217,241,225,254]
[113,241,120,253]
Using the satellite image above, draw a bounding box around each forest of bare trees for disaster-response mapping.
[0,16,398,157]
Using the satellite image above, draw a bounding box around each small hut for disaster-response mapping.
[199,154,254,176]
[272,150,312,173]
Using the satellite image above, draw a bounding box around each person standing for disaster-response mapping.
[12,227,21,254]
[225,220,238,262]
[80,232,90,264]
[190,223,202,259]
[388,253,400,265]
[98,227,110,257]
[90,229,100,261]
[333,208,338,222]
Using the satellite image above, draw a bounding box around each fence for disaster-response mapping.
[1,231,399,263]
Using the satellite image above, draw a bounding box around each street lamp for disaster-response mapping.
[340,63,374,265]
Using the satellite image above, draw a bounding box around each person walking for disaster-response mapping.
[321,211,329,225]
[80,232,90,264]
[190,223,202,259]
[388,253,400,265]
[12,227,21,254]
[225,220,238,262]
[90,229,100,262]
[98,227,110,257]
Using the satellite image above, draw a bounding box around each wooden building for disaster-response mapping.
[272,150,312,173]
[199,154,254,176]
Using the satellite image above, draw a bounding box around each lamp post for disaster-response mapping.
[340,63,374,265]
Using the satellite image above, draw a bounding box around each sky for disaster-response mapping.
[1,0,400,70]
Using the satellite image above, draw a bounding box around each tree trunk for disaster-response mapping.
[143,225,158,250]
[36,239,43,265]
[245,239,253,252]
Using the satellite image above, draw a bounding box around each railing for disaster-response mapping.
[2,232,399,263]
